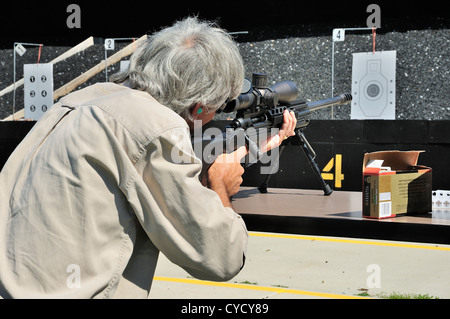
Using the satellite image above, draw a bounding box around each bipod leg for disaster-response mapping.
[258,145,285,193]
[296,130,333,196]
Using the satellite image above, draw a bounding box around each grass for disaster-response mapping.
[237,280,258,285]
[379,292,439,299]
[272,284,289,288]
[355,290,439,299]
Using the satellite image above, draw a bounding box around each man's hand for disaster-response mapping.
[206,146,247,208]
[259,110,297,153]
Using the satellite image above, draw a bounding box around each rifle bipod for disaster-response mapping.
[258,129,333,196]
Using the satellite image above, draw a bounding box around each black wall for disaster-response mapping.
[242,120,450,192]
[1,0,447,48]
[0,121,35,170]
[2,120,449,192]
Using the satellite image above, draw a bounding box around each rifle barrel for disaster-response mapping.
[301,93,352,112]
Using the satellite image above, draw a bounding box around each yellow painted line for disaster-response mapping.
[249,232,450,251]
[153,276,369,299]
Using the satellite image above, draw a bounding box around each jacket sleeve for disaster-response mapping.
[125,125,248,282]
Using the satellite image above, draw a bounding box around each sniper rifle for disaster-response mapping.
[194,73,352,196]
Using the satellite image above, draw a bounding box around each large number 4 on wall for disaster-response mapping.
[321,154,344,188]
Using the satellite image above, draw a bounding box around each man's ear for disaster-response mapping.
[190,103,204,119]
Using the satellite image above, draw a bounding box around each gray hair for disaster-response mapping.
[110,17,244,120]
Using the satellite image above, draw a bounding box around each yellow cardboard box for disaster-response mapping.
[362,150,432,219]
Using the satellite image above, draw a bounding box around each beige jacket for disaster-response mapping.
[0,83,248,298]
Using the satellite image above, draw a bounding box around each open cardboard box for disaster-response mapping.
[362,150,432,219]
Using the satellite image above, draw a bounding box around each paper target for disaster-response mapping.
[351,51,396,119]
[24,63,53,120]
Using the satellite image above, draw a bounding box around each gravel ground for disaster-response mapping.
[237,28,450,120]
[0,26,449,120]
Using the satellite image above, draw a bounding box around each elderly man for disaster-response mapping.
[0,17,296,298]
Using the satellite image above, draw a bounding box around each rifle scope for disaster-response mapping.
[220,73,299,113]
